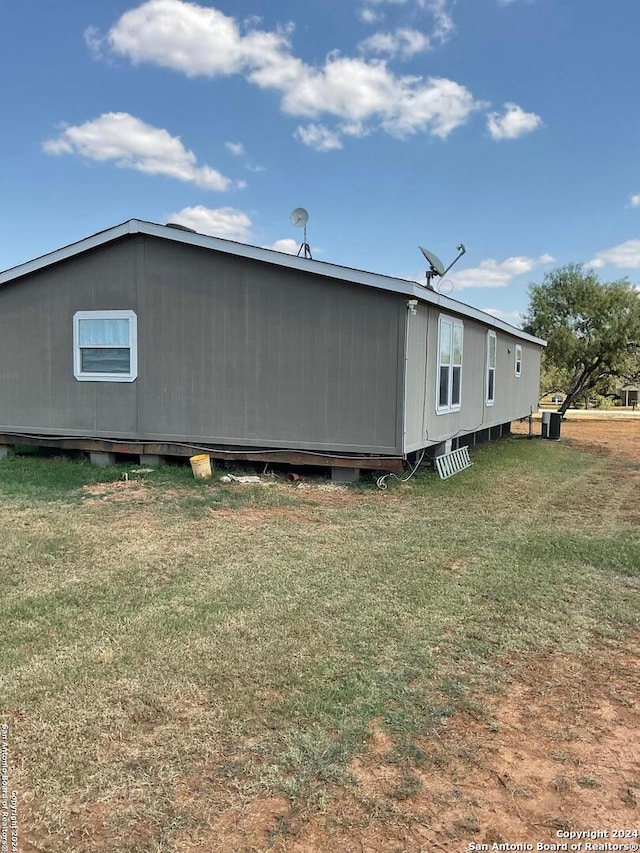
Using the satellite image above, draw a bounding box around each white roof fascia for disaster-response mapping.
[0,221,137,286]
[0,218,546,347]
[416,289,547,347]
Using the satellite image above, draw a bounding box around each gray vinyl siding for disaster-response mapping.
[0,239,139,437]
[138,237,402,452]
[403,302,429,450]
[0,235,403,454]
[0,230,543,459]
[403,306,541,452]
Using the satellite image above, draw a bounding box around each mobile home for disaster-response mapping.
[0,220,545,478]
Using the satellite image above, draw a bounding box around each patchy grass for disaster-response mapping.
[0,436,639,851]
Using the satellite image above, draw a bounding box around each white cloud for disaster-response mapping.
[43,112,234,190]
[253,53,482,141]
[166,205,252,241]
[84,25,108,61]
[100,0,293,78]
[359,28,431,59]
[275,57,482,141]
[486,102,542,140]
[225,141,245,156]
[447,253,554,289]
[588,239,640,270]
[360,0,454,44]
[384,77,483,138]
[93,0,482,147]
[279,58,396,122]
[340,121,371,138]
[294,123,343,151]
[629,194,640,207]
[429,0,455,44]
[224,140,265,172]
[268,238,299,254]
[360,8,383,23]
[481,308,524,327]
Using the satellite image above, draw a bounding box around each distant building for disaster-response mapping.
[618,384,639,407]
[540,392,565,406]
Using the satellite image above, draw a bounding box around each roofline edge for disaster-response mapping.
[0,218,547,347]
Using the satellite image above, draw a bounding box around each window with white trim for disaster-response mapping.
[486,330,496,406]
[436,315,463,414]
[73,310,138,382]
[515,344,522,378]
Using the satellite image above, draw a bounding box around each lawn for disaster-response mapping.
[1,433,638,851]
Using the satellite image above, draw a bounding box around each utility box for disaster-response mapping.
[548,411,562,439]
[542,411,562,440]
[541,411,551,438]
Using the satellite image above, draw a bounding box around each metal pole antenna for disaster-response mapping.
[297,223,313,259]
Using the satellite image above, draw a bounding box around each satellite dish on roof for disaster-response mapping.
[419,243,466,290]
[290,207,312,259]
[290,207,309,228]
[420,247,445,277]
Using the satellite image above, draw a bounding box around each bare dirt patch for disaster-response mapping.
[204,481,395,523]
[82,479,150,503]
[511,417,640,464]
[176,795,292,853]
[402,634,640,848]
[174,635,639,852]
[294,481,399,508]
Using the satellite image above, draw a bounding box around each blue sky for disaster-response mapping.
[2,0,639,325]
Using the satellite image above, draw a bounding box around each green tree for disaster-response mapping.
[617,346,640,386]
[539,361,571,398]
[522,264,640,415]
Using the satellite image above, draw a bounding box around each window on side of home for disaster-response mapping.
[486,330,496,406]
[73,310,137,382]
[515,344,522,377]
[436,315,463,414]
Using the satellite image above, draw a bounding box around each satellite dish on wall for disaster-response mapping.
[290,207,312,259]
[290,207,309,228]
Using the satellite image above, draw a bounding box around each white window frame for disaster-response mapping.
[515,344,522,378]
[73,310,138,382]
[436,314,464,415]
[486,330,496,406]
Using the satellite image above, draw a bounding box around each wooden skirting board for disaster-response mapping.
[0,433,405,472]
